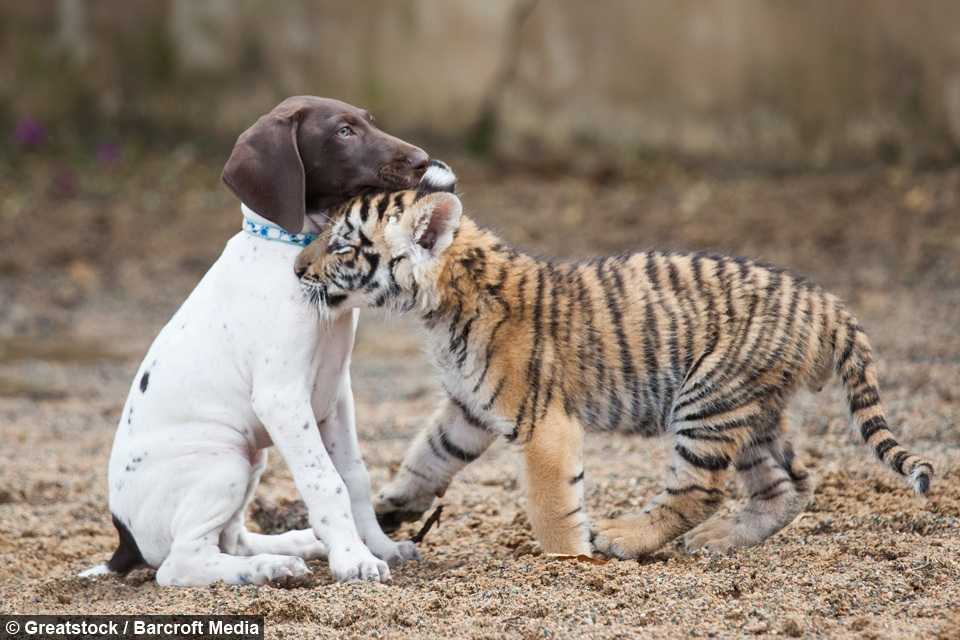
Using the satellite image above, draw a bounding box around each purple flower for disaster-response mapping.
[13,116,46,147]
[96,142,120,165]
[51,167,77,199]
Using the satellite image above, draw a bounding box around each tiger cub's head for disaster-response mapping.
[295,160,461,318]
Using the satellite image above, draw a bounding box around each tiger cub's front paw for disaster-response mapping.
[374,480,436,533]
[370,538,421,566]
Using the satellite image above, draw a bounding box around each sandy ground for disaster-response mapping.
[1,154,958,638]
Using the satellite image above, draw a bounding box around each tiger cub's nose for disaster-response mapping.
[294,254,310,279]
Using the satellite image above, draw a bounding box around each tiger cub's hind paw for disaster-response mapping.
[683,518,742,554]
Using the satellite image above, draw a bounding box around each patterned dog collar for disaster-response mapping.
[242,217,317,247]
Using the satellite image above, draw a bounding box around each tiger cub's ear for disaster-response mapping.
[392,192,462,259]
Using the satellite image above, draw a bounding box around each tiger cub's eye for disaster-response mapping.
[328,241,355,256]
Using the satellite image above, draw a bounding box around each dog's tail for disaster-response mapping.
[78,514,145,578]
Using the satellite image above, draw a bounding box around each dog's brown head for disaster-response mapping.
[222,96,429,233]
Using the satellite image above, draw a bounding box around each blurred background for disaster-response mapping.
[2,0,960,168]
[2,3,959,634]
[7,1,960,166]
[2,0,959,349]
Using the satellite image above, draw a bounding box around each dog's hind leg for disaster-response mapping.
[220,450,328,560]
[157,537,311,586]
[155,452,310,586]
[230,529,327,560]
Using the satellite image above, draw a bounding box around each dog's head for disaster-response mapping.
[222,96,429,233]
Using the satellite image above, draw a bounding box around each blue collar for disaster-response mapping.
[242,216,317,247]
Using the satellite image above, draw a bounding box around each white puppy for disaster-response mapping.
[81,96,429,585]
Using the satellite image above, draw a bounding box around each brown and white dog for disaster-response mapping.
[80,97,429,585]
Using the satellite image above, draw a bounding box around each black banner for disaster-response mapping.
[0,616,263,640]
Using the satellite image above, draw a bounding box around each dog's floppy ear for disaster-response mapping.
[222,101,305,233]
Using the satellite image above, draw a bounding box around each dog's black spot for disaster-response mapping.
[303,422,310,430]
[107,514,145,574]
[139,371,150,393]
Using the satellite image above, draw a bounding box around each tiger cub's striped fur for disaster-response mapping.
[296,163,933,558]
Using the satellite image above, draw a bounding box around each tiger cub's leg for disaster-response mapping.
[523,408,590,555]
[685,422,812,553]
[592,438,731,559]
[375,398,499,532]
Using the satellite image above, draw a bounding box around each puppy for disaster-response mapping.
[80,96,428,585]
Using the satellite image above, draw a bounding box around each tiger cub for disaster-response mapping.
[295,161,933,559]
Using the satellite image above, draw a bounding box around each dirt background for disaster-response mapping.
[1,155,959,638]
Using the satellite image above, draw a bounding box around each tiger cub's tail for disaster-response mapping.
[831,315,933,494]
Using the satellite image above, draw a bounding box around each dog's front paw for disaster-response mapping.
[366,535,421,566]
[328,547,391,583]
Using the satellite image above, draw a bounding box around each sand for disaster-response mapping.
[1,155,958,638]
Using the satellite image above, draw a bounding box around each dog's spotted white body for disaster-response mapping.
[81,206,415,585]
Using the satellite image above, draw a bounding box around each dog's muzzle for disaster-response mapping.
[378,163,422,189]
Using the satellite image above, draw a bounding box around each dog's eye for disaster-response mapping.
[337,126,355,138]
